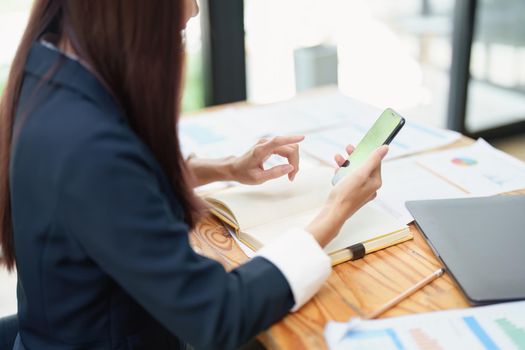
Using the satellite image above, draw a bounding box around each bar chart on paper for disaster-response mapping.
[324,301,525,350]
[495,317,525,349]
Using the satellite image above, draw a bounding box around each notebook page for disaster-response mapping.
[245,203,407,254]
[324,203,408,253]
[208,166,334,229]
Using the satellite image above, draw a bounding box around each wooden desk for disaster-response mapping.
[187,122,525,349]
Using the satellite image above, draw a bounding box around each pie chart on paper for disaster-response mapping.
[451,157,478,167]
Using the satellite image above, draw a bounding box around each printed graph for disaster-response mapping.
[495,318,525,349]
[180,124,225,144]
[463,316,499,349]
[409,328,443,350]
[451,157,478,167]
[327,302,525,350]
[341,328,405,350]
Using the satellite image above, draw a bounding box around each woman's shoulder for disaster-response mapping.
[12,42,161,195]
[16,41,143,165]
[12,81,153,185]
[18,93,133,153]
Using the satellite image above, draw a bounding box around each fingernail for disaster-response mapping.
[285,165,294,173]
[342,160,350,168]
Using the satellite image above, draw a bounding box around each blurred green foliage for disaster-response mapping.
[182,53,205,112]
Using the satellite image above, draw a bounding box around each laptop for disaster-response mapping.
[406,195,525,305]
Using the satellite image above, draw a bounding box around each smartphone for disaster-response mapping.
[332,108,405,185]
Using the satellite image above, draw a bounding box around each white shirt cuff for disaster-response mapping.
[255,228,332,311]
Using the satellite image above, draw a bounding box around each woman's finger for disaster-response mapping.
[273,145,300,181]
[334,154,347,167]
[334,144,354,167]
[366,191,378,203]
[361,145,389,176]
[259,164,294,183]
[257,135,305,154]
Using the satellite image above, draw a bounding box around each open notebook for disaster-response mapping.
[205,167,412,265]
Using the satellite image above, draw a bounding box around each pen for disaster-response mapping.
[366,268,445,319]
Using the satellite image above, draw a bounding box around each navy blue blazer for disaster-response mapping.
[9,42,294,350]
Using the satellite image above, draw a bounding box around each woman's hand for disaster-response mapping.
[187,135,304,187]
[307,145,389,247]
[230,135,305,185]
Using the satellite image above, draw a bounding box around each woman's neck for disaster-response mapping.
[58,35,78,58]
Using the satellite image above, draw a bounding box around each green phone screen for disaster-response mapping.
[332,108,404,185]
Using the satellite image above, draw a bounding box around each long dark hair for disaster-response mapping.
[0,0,203,271]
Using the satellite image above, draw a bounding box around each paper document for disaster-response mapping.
[179,109,255,159]
[302,119,461,165]
[375,139,525,223]
[415,138,525,196]
[180,91,460,167]
[374,157,470,224]
[179,91,372,158]
[325,301,525,350]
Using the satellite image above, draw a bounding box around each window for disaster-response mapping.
[244,0,455,127]
[465,0,525,133]
[183,12,205,112]
[0,0,32,95]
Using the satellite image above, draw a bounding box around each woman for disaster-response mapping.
[0,1,387,349]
